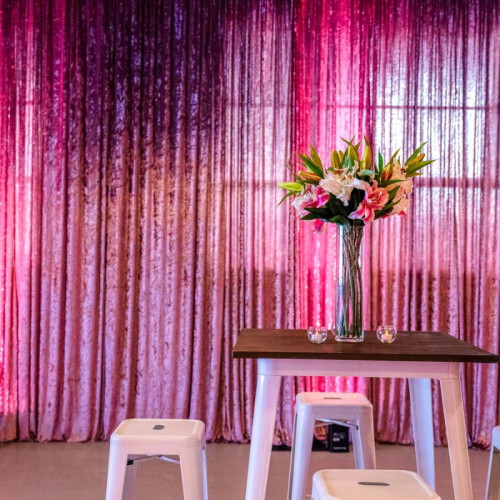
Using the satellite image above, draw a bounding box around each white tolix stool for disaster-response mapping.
[105,419,208,500]
[486,426,500,500]
[288,392,376,500]
[312,469,441,500]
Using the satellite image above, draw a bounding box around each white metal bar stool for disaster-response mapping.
[486,426,500,500]
[288,392,376,500]
[312,469,441,500]
[105,419,208,500]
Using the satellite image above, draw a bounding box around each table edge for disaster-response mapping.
[232,352,499,363]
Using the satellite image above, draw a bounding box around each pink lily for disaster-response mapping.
[292,186,330,234]
[292,185,330,215]
[312,219,327,234]
[348,180,389,224]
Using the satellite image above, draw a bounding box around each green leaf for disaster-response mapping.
[277,182,303,192]
[387,186,400,204]
[309,145,324,173]
[382,178,408,187]
[405,142,427,164]
[347,187,366,214]
[304,206,332,218]
[374,206,393,220]
[331,215,350,226]
[358,170,375,176]
[329,193,351,218]
[300,212,322,221]
[378,151,384,173]
[298,154,323,178]
[277,191,295,207]
[406,159,435,175]
[385,148,400,168]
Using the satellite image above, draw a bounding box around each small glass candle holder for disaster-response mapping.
[377,325,397,343]
[307,326,328,344]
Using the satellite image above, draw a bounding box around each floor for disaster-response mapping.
[0,441,491,499]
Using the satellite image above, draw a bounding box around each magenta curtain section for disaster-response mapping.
[0,0,499,448]
[293,0,500,448]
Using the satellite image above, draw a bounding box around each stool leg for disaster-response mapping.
[202,446,209,500]
[290,411,316,500]
[352,411,376,469]
[287,410,298,500]
[180,445,205,500]
[105,445,128,500]
[123,458,137,500]
[486,444,500,500]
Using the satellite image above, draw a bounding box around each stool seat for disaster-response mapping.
[298,392,372,408]
[312,470,441,500]
[112,419,205,449]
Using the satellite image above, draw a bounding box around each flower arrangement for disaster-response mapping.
[278,136,434,342]
[278,136,434,234]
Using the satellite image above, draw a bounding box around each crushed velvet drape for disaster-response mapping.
[293,0,500,449]
[1,0,499,447]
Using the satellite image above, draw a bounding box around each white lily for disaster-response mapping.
[319,164,366,206]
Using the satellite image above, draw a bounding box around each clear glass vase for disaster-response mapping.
[333,225,364,342]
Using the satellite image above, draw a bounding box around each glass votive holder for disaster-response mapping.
[307,326,328,344]
[377,325,397,343]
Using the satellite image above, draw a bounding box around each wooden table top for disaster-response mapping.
[233,329,499,363]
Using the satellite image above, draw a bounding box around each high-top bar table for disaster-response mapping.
[233,329,498,500]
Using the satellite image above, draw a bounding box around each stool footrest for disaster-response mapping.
[316,419,358,430]
[127,455,181,466]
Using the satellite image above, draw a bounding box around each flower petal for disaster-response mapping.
[312,219,327,234]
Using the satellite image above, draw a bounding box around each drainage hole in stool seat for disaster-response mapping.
[357,482,391,486]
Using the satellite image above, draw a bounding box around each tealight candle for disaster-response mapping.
[308,326,328,344]
[377,325,397,343]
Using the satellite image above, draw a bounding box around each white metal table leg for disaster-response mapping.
[440,373,473,500]
[409,378,435,489]
[245,372,282,500]
[289,410,316,500]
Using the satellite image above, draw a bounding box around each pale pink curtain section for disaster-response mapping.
[0,0,499,449]
[293,0,500,448]
[0,0,295,442]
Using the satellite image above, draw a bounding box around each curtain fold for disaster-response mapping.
[1,0,499,448]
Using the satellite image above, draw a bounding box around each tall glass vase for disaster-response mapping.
[333,225,364,342]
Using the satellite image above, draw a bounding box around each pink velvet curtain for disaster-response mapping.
[0,0,499,448]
